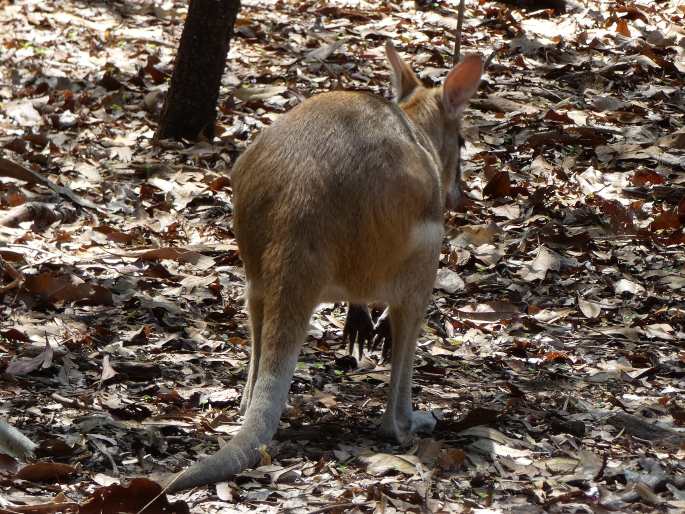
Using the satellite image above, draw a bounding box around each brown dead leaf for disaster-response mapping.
[0,255,25,293]
[669,404,685,426]
[472,94,539,114]
[36,439,76,459]
[437,448,465,471]
[111,361,161,382]
[0,250,25,262]
[650,211,682,231]
[527,127,609,149]
[657,129,685,149]
[208,175,231,192]
[416,439,442,467]
[17,462,77,483]
[483,172,511,199]
[6,341,53,376]
[0,454,19,473]
[591,197,636,234]
[314,390,337,409]
[24,272,113,306]
[543,351,570,363]
[615,19,631,37]
[93,225,137,244]
[1,328,31,343]
[456,301,521,323]
[544,109,575,124]
[631,169,665,186]
[450,223,501,248]
[80,477,189,514]
[127,325,153,345]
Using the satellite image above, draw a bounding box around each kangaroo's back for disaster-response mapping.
[232,90,442,300]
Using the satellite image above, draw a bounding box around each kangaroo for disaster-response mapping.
[168,42,482,491]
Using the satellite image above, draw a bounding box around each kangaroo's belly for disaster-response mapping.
[316,219,444,305]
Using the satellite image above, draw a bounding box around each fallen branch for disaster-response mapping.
[50,392,87,409]
[0,157,99,211]
[0,202,77,230]
[607,412,685,447]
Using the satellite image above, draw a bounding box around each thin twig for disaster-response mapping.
[0,255,24,294]
[50,392,87,409]
[307,503,358,514]
[344,366,391,377]
[453,0,466,65]
[135,474,184,514]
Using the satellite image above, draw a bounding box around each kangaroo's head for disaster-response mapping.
[386,42,482,211]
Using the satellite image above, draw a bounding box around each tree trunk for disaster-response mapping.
[155,0,241,142]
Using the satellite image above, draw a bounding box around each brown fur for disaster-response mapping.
[167,43,482,491]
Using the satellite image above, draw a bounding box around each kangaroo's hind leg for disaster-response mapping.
[169,275,319,491]
[380,248,440,443]
[240,284,264,415]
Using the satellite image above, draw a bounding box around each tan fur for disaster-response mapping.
[168,43,482,491]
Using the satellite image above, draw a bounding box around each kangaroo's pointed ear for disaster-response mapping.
[442,54,483,118]
[386,41,422,102]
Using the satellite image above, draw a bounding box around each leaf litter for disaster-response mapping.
[1,0,685,512]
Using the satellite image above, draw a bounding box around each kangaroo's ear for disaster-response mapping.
[386,41,422,102]
[442,54,483,118]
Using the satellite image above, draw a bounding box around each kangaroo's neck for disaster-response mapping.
[400,89,460,209]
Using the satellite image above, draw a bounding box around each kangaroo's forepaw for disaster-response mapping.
[344,304,375,358]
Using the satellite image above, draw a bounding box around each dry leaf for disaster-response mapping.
[614,278,646,295]
[578,297,601,318]
[17,462,77,483]
[435,268,465,293]
[80,477,189,514]
[616,19,631,37]
[519,245,561,282]
[100,354,118,383]
[437,448,465,471]
[235,84,287,102]
[24,272,113,306]
[6,341,53,376]
[360,453,421,476]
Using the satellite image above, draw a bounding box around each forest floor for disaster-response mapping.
[1,0,685,512]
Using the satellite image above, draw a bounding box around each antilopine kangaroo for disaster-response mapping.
[169,42,482,491]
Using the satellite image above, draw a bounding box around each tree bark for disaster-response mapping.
[155,0,241,142]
